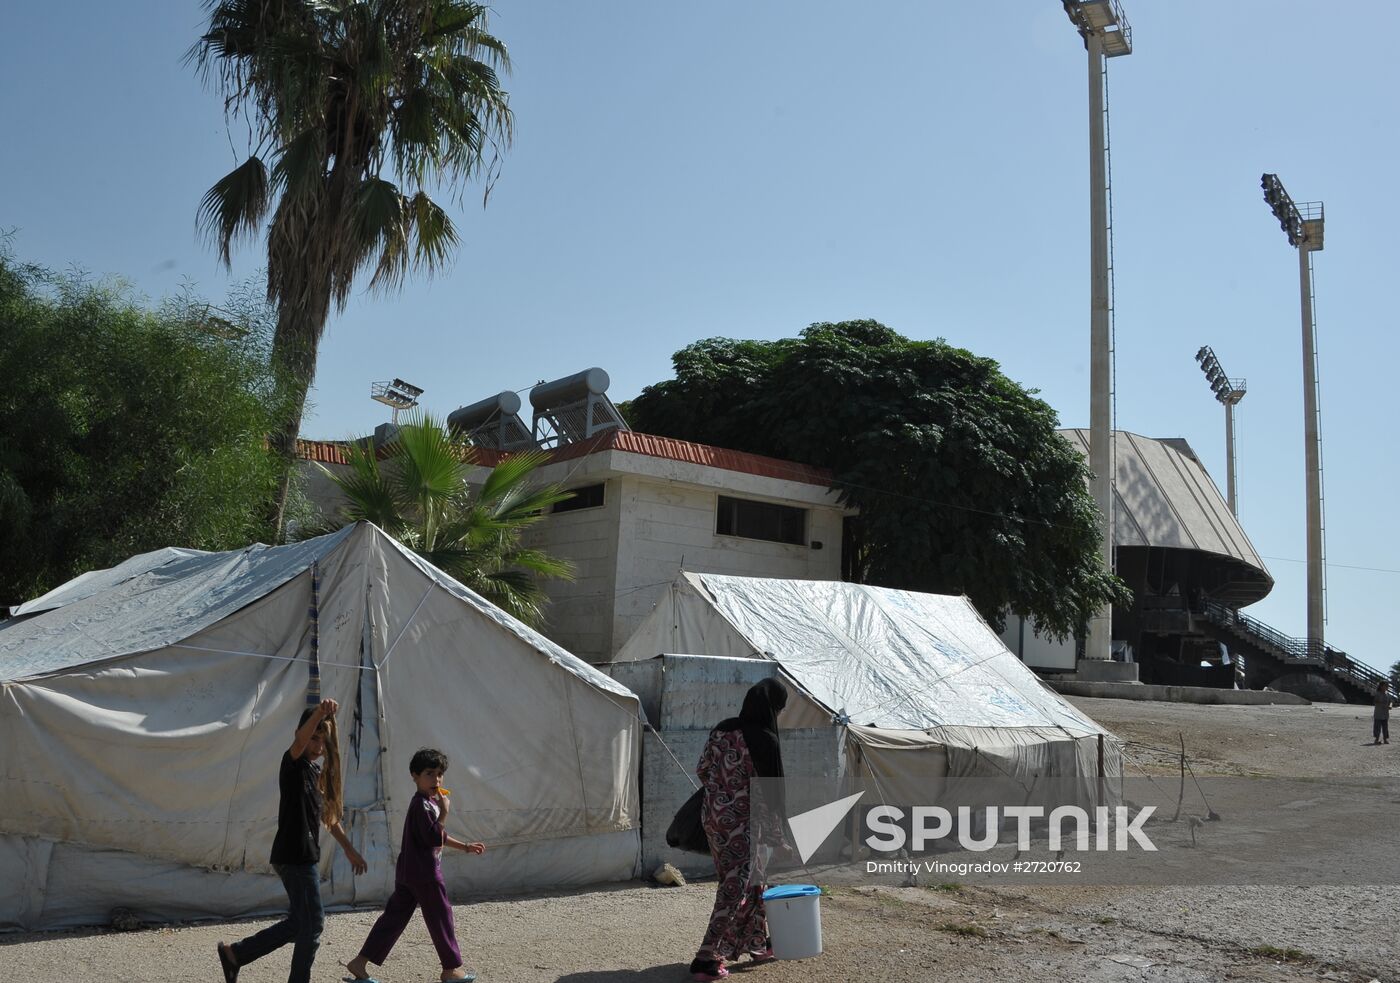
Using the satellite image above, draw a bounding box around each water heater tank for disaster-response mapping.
[529,368,610,410]
[447,390,523,432]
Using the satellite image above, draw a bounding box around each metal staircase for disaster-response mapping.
[1200,600,1387,703]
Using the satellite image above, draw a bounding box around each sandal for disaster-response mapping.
[689,957,729,981]
[747,947,777,964]
[339,960,382,983]
[217,943,239,983]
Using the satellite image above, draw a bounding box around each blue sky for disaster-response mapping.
[3,2,1396,672]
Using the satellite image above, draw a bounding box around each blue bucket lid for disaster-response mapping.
[763,884,821,900]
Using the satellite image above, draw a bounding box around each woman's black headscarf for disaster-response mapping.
[715,677,788,778]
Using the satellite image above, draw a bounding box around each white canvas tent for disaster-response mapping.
[0,522,641,930]
[612,573,1121,801]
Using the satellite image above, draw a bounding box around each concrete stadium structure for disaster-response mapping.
[1002,430,1383,703]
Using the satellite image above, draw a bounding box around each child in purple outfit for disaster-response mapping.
[343,748,485,983]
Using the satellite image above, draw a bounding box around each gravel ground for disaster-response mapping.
[2,696,1395,983]
[1072,697,1396,778]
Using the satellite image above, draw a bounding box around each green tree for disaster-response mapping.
[1389,660,1400,689]
[306,413,574,625]
[627,320,1131,639]
[191,0,513,535]
[0,246,290,606]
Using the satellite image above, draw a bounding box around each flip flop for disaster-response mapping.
[342,976,382,983]
[216,943,239,983]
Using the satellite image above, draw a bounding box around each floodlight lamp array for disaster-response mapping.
[1261,173,1305,247]
[1195,346,1245,405]
[1062,0,1133,56]
[371,379,424,410]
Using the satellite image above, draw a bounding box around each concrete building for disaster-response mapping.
[510,429,848,662]
[297,428,849,663]
[1003,430,1383,703]
[1002,429,1271,677]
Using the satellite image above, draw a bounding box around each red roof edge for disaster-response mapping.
[294,438,507,469]
[296,430,832,487]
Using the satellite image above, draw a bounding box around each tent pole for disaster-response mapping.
[368,580,396,898]
[1097,734,1105,813]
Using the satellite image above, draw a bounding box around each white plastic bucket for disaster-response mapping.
[762,884,822,959]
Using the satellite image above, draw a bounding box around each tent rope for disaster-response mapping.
[167,643,370,669]
[376,584,434,670]
[645,722,701,791]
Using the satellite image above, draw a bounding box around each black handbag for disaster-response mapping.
[665,787,710,854]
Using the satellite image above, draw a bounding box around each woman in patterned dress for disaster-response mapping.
[689,678,791,981]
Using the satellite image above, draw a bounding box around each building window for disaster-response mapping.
[552,482,606,514]
[716,495,806,546]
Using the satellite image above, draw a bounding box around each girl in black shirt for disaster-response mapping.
[217,698,366,983]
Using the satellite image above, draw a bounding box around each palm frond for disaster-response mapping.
[424,57,512,175]
[468,568,550,625]
[446,509,515,544]
[350,7,394,114]
[321,441,405,532]
[390,413,469,498]
[422,2,500,56]
[408,192,458,270]
[349,176,410,290]
[419,547,545,624]
[406,28,512,187]
[387,87,439,180]
[497,546,576,581]
[388,412,470,549]
[187,0,263,68]
[270,127,325,201]
[475,449,549,504]
[490,481,572,523]
[197,156,271,266]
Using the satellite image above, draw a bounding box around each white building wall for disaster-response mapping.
[293,459,350,536]
[608,475,844,662]
[300,446,850,664]
[521,479,622,662]
[1000,614,1077,671]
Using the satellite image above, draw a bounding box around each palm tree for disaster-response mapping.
[190,0,513,536]
[307,413,575,625]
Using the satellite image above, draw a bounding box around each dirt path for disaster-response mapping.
[4,879,1389,983]
[2,697,1396,982]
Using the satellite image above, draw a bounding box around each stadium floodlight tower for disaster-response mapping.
[1261,172,1327,655]
[1063,0,1132,676]
[370,378,424,425]
[1194,346,1247,516]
